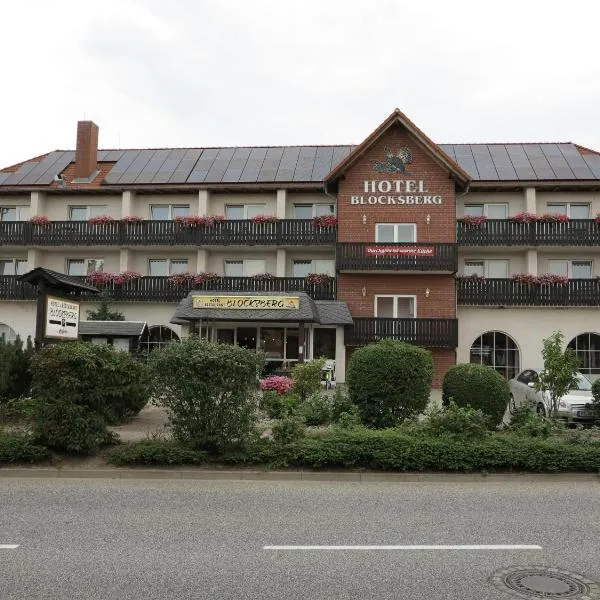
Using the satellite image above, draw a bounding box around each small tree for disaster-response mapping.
[535,331,579,418]
[86,293,125,321]
[0,335,34,401]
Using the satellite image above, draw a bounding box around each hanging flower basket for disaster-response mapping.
[252,273,277,280]
[88,215,115,225]
[251,215,279,224]
[511,273,568,284]
[29,215,50,226]
[312,215,338,228]
[305,273,332,285]
[122,215,143,223]
[459,215,488,227]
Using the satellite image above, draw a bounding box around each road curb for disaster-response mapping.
[0,468,599,483]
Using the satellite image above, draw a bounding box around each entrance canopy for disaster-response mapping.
[170,291,352,325]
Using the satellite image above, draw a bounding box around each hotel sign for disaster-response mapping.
[45,296,80,339]
[351,180,443,205]
[192,295,300,310]
[365,246,436,257]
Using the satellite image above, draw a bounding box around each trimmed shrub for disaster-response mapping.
[0,335,34,401]
[291,359,326,400]
[442,363,510,426]
[419,403,491,440]
[330,388,356,422]
[271,415,306,445]
[0,431,51,463]
[261,391,301,419]
[347,340,433,428]
[30,342,151,424]
[148,337,264,451]
[109,440,207,466]
[299,392,332,426]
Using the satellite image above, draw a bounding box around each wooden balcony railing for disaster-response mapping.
[457,219,600,246]
[457,277,600,306]
[0,220,336,246]
[336,242,457,272]
[345,317,458,348]
[0,275,336,302]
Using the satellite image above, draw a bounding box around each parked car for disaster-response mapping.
[508,368,600,425]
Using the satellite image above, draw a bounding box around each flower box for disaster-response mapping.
[460,215,488,227]
[29,216,50,226]
[511,273,569,284]
[457,274,486,281]
[122,216,143,223]
[86,271,142,286]
[312,215,338,228]
[252,273,276,280]
[251,215,279,224]
[175,216,219,227]
[305,273,332,285]
[88,215,115,225]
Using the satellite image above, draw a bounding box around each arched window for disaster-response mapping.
[0,323,17,342]
[140,325,180,353]
[567,333,600,377]
[470,331,520,379]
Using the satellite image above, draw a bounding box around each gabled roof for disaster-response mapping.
[17,267,99,294]
[324,109,472,188]
[79,321,148,336]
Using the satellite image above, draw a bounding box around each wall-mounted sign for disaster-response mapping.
[365,246,436,257]
[192,295,300,310]
[372,147,413,174]
[351,180,442,205]
[45,296,80,339]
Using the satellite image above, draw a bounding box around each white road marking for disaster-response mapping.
[263,544,542,551]
[0,545,19,549]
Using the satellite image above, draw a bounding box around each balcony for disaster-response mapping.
[0,220,336,247]
[457,219,600,246]
[0,275,336,302]
[336,242,457,272]
[345,317,458,348]
[457,278,600,306]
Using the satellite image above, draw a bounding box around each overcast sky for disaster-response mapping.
[1,0,599,168]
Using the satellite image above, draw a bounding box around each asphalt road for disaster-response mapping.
[0,477,599,599]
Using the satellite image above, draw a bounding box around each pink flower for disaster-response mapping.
[511,273,569,284]
[260,376,294,396]
[460,215,488,227]
[305,273,331,285]
[30,215,50,225]
[252,214,280,224]
[122,215,143,222]
[88,215,114,225]
[312,215,338,228]
[175,216,217,227]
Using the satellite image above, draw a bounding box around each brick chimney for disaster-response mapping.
[74,120,99,180]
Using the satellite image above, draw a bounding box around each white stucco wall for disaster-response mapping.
[44,195,121,220]
[0,301,37,340]
[537,191,600,214]
[457,191,526,217]
[457,250,527,275]
[209,193,277,217]
[285,192,336,218]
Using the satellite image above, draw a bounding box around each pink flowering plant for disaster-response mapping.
[460,215,488,227]
[168,272,220,286]
[260,375,294,396]
[86,271,142,286]
[511,212,569,223]
[511,273,569,284]
[511,212,538,223]
[29,215,50,225]
[88,215,115,225]
[122,215,143,223]
[175,215,224,227]
[251,214,279,224]
[312,214,338,228]
[252,273,277,280]
[305,273,331,285]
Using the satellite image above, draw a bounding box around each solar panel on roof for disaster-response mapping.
[452,145,479,179]
[540,144,574,179]
[117,150,156,184]
[169,148,203,184]
[97,150,109,161]
[18,151,64,185]
[557,145,594,179]
[470,145,499,180]
[256,147,284,182]
[1,161,40,185]
[311,146,335,181]
[186,148,220,183]
[104,151,140,184]
[102,150,126,162]
[204,148,236,183]
[522,145,556,179]
[35,151,75,184]
[151,149,186,184]
[223,147,252,183]
[0,172,10,185]
[487,145,517,181]
[582,155,600,179]
[238,147,268,183]
[438,144,456,161]
[293,147,317,182]
[275,147,301,182]
[505,145,536,180]
[135,149,172,184]
[330,146,354,171]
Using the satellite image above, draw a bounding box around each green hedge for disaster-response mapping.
[108,429,600,472]
[0,431,52,463]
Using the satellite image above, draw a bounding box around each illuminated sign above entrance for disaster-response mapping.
[192,295,300,310]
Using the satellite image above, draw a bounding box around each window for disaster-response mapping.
[547,203,590,219]
[568,333,600,376]
[464,259,509,278]
[224,259,266,277]
[464,203,508,219]
[375,223,416,243]
[313,328,336,360]
[293,204,335,219]
[292,259,335,277]
[150,205,190,220]
[470,331,520,379]
[0,206,29,221]
[0,259,28,276]
[375,295,415,318]
[0,323,17,342]
[139,326,180,353]
[148,258,189,276]
[66,258,104,276]
[69,205,109,221]
[548,260,592,279]
[225,204,267,219]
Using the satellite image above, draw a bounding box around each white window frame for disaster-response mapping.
[69,205,109,221]
[292,259,335,277]
[149,204,190,220]
[224,204,267,219]
[463,259,510,278]
[66,258,105,276]
[0,206,29,221]
[293,203,336,219]
[547,259,592,279]
[224,259,267,277]
[546,203,591,219]
[148,258,190,276]
[375,223,417,243]
[463,203,509,219]
[374,294,417,318]
[0,258,28,276]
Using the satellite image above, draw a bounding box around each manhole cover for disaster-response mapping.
[490,566,600,599]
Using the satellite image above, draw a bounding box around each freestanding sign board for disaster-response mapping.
[44,296,80,340]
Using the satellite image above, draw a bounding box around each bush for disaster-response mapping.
[330,388,356,422]
[33,401,116,454]
[0,431,51,463]
[30,342,151,424]
[419,402,491,440]
[0,335,34,401]
[299,392,332,426]
[592,378,600,407]
[0,397,39,424]
[148,337,264,451]
[347,340,433,428]
[507,405,563,438]
[333,406,363,429]
[260,375,293,396]
[109,440,207,465]
[291,359,326,400]
[271,415,306,445]
[261,391,301,419]
[442,363,509,426]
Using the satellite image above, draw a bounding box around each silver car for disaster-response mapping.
[508,369,600,425]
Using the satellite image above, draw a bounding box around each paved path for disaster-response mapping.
[0,478,598,599]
